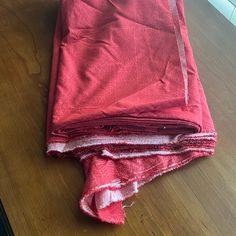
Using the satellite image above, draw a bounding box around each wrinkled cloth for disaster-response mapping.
[47,0,217,224]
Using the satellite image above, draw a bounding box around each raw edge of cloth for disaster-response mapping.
[79,150,214,224]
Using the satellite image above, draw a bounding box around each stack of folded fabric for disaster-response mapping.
[46,0,217,224]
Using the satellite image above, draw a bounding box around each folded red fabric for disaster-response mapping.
[47,0,217,224]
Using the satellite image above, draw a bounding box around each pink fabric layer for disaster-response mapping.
[47,0,217,224]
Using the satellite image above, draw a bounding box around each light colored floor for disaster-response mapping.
[0,0,236,235]
[208,0,236,26]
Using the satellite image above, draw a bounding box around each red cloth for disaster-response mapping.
[47,0,217,224]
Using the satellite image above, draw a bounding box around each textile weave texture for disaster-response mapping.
[47,0,217,224]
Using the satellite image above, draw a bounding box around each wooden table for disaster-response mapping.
[1,0,236,235]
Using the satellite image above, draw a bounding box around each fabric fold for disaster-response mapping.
[47,0,217,224]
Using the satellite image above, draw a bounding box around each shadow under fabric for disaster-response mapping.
[46,0,217,224]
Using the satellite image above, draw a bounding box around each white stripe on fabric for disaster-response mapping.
[168,0,189,105]
[79,147,214,161]
[47,132,216,153]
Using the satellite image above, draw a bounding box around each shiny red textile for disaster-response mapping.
[47,0,217,224]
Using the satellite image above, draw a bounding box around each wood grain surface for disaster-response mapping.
[0,0,236,235]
